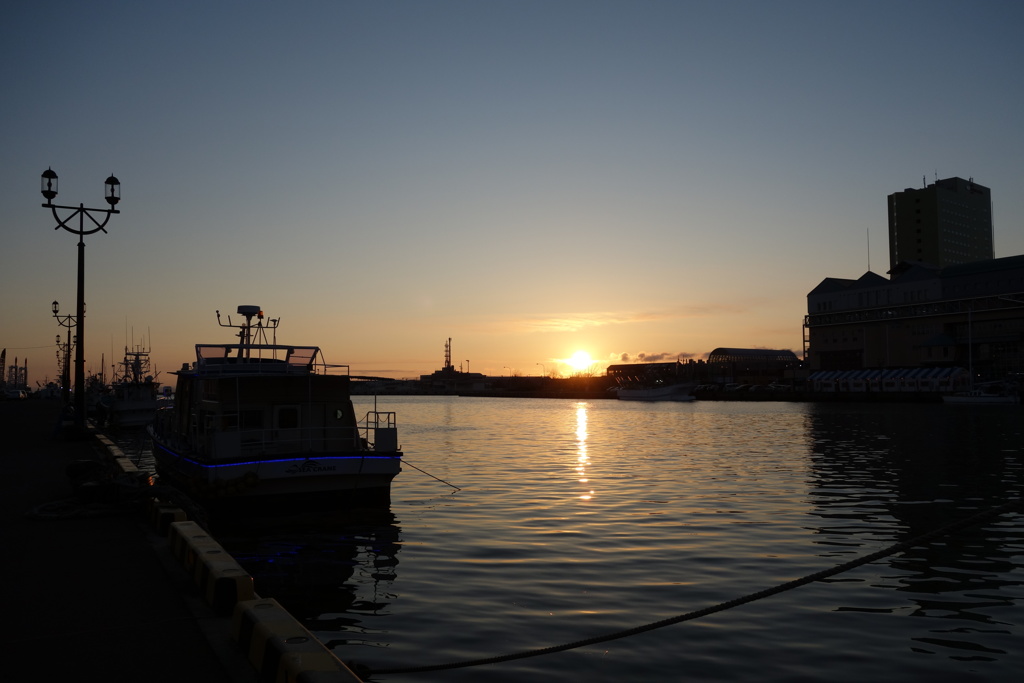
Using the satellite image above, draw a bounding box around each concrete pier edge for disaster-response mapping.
[93,425,365,683]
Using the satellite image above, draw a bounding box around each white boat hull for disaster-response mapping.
[151,434,401,507]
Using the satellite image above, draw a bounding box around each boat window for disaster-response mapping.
[196,344,231,360]
[275,406,300,429]
[285,347,318,368]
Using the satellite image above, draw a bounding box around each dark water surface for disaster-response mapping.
[187,397,1022,682]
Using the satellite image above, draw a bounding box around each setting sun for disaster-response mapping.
[565,350,594,372]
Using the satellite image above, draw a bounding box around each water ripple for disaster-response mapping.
[127,397,1024,682]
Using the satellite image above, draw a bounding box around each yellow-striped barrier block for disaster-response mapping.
[197,549,254,615]
[94,433,142,476]
[94,434,120,454]
[111,456,141,476]
[168,521,214,573]
[167,521,255,615]
[148,499,189,536]
[233,598,363,683]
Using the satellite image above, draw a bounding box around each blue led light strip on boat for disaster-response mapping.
[154,443,398,468]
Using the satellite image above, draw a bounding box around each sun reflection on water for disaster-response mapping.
[575,402,594,500]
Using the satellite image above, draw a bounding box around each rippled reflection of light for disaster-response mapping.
[575,403,591,499]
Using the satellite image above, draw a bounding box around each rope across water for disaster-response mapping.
[362,498,1023,677]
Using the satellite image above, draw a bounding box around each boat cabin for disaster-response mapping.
[169,343,366,461]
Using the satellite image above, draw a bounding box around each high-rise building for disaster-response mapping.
[887,177,993,273]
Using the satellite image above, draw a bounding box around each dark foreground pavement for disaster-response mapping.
[0,398,256,682]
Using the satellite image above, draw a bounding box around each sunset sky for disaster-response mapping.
[3,1,1023,385]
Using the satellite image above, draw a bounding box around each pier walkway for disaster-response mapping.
[0,398,256,682]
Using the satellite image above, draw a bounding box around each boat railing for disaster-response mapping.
[197,425,363,460]
[361,411,400,453]
[190,359,353,377]
[154,410,400,459]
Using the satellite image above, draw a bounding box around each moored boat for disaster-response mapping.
[148,305,402,511]
[103,346,160,428]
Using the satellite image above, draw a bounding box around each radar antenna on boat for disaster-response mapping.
[216,305,280,357]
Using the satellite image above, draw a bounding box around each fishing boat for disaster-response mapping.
[102,346,160,428]
[148,305,402,510]
[616,382,696,402]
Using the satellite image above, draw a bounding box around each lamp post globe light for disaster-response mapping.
[41,168,120,434]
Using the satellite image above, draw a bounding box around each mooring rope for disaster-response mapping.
[401,458,461,491]
[361,498,1023,677]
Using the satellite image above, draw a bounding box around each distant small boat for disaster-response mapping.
[617,382,696,402]
[942,388,1019,405]
[148,305,403,511]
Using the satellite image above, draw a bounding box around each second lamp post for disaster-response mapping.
[52,301,76,406]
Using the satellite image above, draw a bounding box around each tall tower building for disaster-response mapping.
[887,177,993,273]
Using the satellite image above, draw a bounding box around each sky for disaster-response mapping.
[3,0,1023,385]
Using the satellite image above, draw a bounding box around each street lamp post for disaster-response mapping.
[537,363,547,377]
[41,168,120,434]
[52,301,76,406]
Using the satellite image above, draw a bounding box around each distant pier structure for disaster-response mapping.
[420,338,486,392]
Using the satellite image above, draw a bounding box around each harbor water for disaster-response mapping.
[140,397,1024,682]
